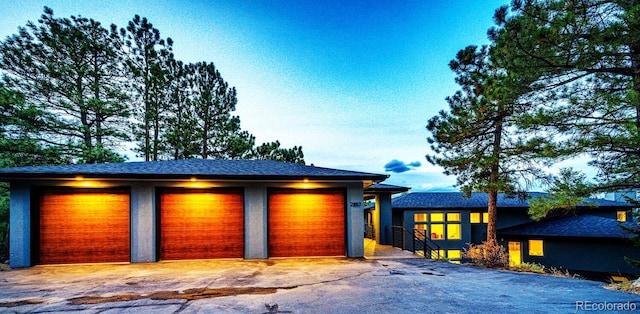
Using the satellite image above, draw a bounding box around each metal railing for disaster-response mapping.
[389,225,444,260]
[364,224,376,240]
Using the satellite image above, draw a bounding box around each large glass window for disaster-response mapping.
[528,240,544,256]
[413,212,461,241]
[447,224,461,240]
[483,212,489,223]
[431,224,444,239]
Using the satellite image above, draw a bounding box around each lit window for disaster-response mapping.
[431,224,444,239]
[508,241,521,266]
[414,213,428,222]
[528,240,544,256]
[447,224,461,240]
[617,211,627,222]
[447,213,460,222]
[431,213,444,222]
[431,249,445,259]
[414,224,428,239]
[447,249,461,259]
[414,223,428,230]
[470,213,481,223]
[483,212,489,223]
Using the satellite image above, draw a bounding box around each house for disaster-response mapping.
[387,192,639,275]
[0,159,388,268]
[500,214,640,276]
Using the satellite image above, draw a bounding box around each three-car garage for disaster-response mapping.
[3,159,386,268]
[30,187,347,265]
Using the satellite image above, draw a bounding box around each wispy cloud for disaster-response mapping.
[384,159,422,173]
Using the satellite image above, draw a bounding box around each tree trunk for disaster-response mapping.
[487,114,504,244]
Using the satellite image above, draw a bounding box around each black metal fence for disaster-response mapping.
[390,225,444,259]
[364,224,375,240]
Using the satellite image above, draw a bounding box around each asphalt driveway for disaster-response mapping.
[0,254,638,313]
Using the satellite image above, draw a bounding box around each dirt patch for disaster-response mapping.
[0,299,44,308]
[69,286,293,305]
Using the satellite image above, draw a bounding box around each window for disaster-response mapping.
[431,249,445,259]
[447,213,460,222]
[528,240,544,256]
[447,249,461,259]
[414,212,461,241]
[617,211,627,222]
[414,213,428,222]
[431,224,444,239]
[508,241,521,266]
[414,224,428,239]
[447,224,461,240]
[471,212,489,224]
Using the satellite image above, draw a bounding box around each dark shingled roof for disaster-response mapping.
[499,215,637,239]
[390,192,632,209]
[0,159,388,181]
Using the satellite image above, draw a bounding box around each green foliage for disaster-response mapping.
[427,44,543,242]
[492,0,640,194]
[252,141,305,165]
[528,168,595,220]
[0,7,129,163]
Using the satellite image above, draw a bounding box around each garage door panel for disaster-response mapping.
[160,189,244,260]
[268,189,345,257]
[38,189,130,265]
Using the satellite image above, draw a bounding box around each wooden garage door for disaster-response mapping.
[268,189,345,257]
[38,189,130,265]
[160,189,244,260]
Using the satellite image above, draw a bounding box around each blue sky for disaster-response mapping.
[0,0,514,191]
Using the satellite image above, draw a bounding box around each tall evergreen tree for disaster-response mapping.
[0,7,129,163]
[427,45,541,243]
[118,15,172,161]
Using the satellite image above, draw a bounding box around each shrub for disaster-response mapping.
[512,262,546,273]
[462,241,508,268]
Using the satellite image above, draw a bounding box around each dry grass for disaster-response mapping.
[606,279,640,295]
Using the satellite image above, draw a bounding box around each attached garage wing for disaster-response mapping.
[159,189,244,260]
[36,189,131,265]
[268,189,346,257]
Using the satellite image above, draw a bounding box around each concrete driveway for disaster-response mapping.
[0,248,638,313]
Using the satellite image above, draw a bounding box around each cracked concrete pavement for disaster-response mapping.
[0,253,639,313]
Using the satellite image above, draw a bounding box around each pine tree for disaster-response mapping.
[0,7,129,163]
[118,15,172,161]
[427,45,542,243]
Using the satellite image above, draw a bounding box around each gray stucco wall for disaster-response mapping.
[244,184,268,259]
[130,184,156,263]
[346,183,365,258]
[9,183,30,268]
